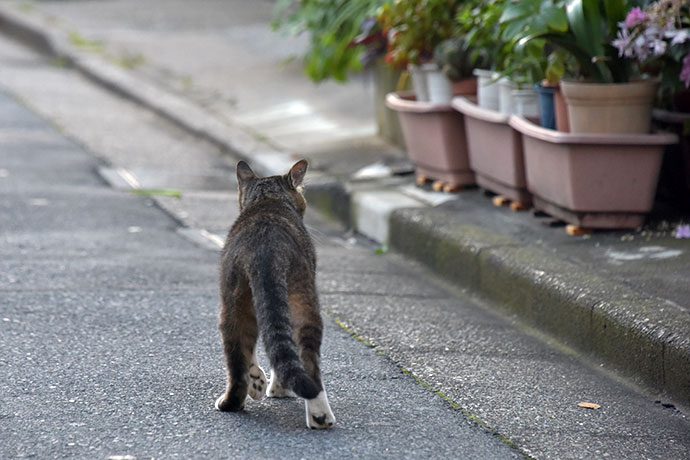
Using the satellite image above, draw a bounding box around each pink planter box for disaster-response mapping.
[510,116,678,229]
[385,92,474,187]
[452,97,531,205]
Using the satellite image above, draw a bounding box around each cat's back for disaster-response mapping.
[224,199,314,265]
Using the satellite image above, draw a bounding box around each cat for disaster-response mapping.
[214,159,335,430]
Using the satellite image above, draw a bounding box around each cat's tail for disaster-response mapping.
[248,265,321,400]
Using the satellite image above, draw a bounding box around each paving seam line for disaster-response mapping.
[1,5,688,410]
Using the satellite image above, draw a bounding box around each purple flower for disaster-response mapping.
[612,27,632,57]
[624,7,646,28]
[668,29,690,46]
[675,224,690,239]
[681,55,690,89]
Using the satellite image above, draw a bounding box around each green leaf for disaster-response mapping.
[603,0,626,36]
[499,3,532,24]
[541,4,568,32]
[501,19,529,41]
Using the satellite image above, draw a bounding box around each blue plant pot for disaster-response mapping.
[535,83,555,130]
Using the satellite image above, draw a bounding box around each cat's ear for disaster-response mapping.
[236,161,256,185]
[287,159,308,189]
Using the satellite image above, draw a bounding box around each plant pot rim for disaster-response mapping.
[473,68,496,77]
[408,62,438,72]
[452,96,509,124]
[509,115,678,145]
[386,91,454,113]
[560,78,660,88]
[512,88,538,96]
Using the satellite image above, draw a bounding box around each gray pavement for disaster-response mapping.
[1,1,690,459]
[0,86,521,459]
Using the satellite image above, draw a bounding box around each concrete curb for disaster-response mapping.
[2,5,688,407]
[0,5,292,178]
[389,208,690,406]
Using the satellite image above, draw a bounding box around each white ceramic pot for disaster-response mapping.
[426,68,453,104]
[473,68,499,110]
[511,88,540,118]
[498,78,517,115]
[408,64,429,102]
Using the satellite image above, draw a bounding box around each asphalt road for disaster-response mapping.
[1,16,689,459]
[0,91,521,458]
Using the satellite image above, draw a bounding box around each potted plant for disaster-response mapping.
[456,0,506,110]
[614,1,690,207]
[433,36,481,101]
[494,0,573,126]
[447,0,567,208]
[382,0,479,191]
[506,0,685,230]
[520,0,659,134]
[377,0,463,103]
[612,1,690,112]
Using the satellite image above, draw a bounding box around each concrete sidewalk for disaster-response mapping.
[1,0,688,412]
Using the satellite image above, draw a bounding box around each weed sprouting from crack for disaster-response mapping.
[68,31,104,54]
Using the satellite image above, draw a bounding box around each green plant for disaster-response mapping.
[497,0,568,84]
[456,0,507,71]
[377,0,463,68]
[434,37,484,81]
[272,0,384,82]
[519,0,641,83]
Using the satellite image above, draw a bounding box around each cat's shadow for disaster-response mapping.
[215,397,318,433]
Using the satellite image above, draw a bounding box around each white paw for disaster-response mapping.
[247,364,267,400]
[305,391,335,430]
[267,371,297,398]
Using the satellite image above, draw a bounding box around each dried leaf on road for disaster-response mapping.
[578,402,601,410]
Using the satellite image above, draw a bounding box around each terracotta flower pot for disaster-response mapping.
[452,77,477,97]
[452,97,530,205]
[386,92,475,188]
[560,79,659,134]
[510,116,678,229]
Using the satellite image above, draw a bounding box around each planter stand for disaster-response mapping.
[652,109,690,211]
[452,97,531,209]
[509,116,678,230]
[386,92,475,192]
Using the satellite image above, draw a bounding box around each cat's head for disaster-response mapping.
[236,160,308,216]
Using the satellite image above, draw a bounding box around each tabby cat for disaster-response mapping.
[214,159,335,430]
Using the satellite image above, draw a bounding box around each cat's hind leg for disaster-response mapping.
[267,368,297,398]
[290,293,335,429]
[215,283,257,412]
[305,390,335,430]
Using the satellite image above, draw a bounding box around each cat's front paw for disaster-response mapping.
[305,391,335,430]
[247,364,267,401]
